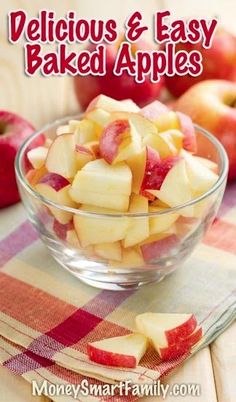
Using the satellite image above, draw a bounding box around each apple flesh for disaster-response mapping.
[53,219,74,241]
[35,173,77,224]
[0,110,36,207]
[94,241,122,262]
[124,194,149,248]
[69,159,132,212]
[25,166,47,186]
[73,118,100,144]
[110,247,144,268]
[73,204,129,247]
[87,333,148,368]
[136,313,197,347]
[27,146,48,169]
[45,134,78,179]
[140,101,169,120]
[175,79,236,180]
[140,233,179,262]
[149,206,179,235]
[75,145,94,169]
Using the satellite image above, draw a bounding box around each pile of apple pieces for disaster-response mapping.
[87,313,202,367]
[27,95,218,267]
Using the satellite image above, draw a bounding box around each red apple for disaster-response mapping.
[157,326,202,361]
[87,333,148,368]
[74,40,164,110]
[0,110,36,207]
[165,28,236,97]
[175,80,236,180]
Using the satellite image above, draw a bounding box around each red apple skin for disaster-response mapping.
[99,119,130,163]
[87,344,137,368]
[142,156,181,192]
[165,29,236,98]
[74,41,164,110]
[141,234,179,262]
[159,326,202,361]
[175,80,236,180]
[140,146,160,200]
[177,112,197,153]
[38,173,70,191]
[53,219,74,240]
[0,110,36,208]
[164,314,197,345]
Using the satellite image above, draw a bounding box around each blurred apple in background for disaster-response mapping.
[0,111,36,208]
[165,28,236,98]
[175,80,236,180]
[74,39,164,110]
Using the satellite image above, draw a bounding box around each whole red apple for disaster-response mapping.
[74,40,164,110]
[175,80,236,180]
[165,29,236,98]
[0,111,36,208]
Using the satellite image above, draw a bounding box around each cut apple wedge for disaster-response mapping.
[149,206,179,235]
[69,159,132,212]
[140,233,179,262]
[194,156,218,173]
[74,205,130,247]
[87,333,148,368]
[110,247,144,268]
[94,241,122,262]
[86,94,139,114]
[73,119,100,144]
[45,134,77,179]
[136,313,198,347]
[66,229,81,248]
[26,166,48,186]
[27,146,48,169]
[143,132,178,158]
[75,145,94,169]
[180,150,218,194]
[35,173,77,224]
[121,99,140,112]
[157,326,202,361]
[124,194,149,248]
[142,156,181,194]
[86,108,111,128]
[53,219,74,241]
[155,111,180,132]
[176,112,197,153]
[99,119,142,164]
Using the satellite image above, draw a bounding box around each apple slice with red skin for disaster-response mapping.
[53,219,74,241]
[26,166,48,186]
[157,326,202,361]
[35,173,77,224]
[99,119,141,164]
[140,233,179,262]
[0,110,37,207]
[45,134,77,179]
[176,112,197,153]
[87,333,148,368]
[75,145,94,169]
[140,101,169,120]
[27,146,48,169]
[136,313,197,347]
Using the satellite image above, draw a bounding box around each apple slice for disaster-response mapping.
[176,112,197,153]
[53,219,74,241]
[140,233,179,262]
[45,134,77,179]
[136,313,198,347]
[66,229,81,248]
[74,205,129,247]
[121,99,140,112]
[69,159,132,212]
[109,247,144,268]
[86,94,139,113]
[87,333,148,368]
[180,150,218,194]
[157,326,202,361]
[124,194,149,248]
[26,166,47,186]
[73,119,100,144]
[149,159,193,213]
[99,119,141,164]
[75,145,94,169]
[35,173,77,224]
[94,242,122,261]
[155,111,180,132]
[143,132,178,158]
[86,108,111,128]
[142,156,181,193]
[149,206,179,235]
[140,101,169,120]
[27,146,48,169]
[194,156,218,173]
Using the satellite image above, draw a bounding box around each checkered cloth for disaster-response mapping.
[0,184,236,402]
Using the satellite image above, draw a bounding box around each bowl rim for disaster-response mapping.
[15,114,229,218]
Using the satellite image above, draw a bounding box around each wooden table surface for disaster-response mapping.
[0,1,236,401]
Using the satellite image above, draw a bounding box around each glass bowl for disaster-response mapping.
[15,115,228,290]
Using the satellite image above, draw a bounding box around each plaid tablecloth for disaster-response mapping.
[0,184,236,401]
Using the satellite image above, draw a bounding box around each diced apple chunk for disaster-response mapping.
[149,207,179,235]
[86,94,139,113]
[45,134,77,179]
[94,242,122,261]
[27,146,48,169]
[74,205,129,247]
[110,248,144,268]
[140,233,178,262]
[155,111,180,132]
[86,108,111,128]
[87,333,148,368]
[124,194,149,248]
[75,145,94,169]
[69,159,132,212]
[73,119,99,144]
